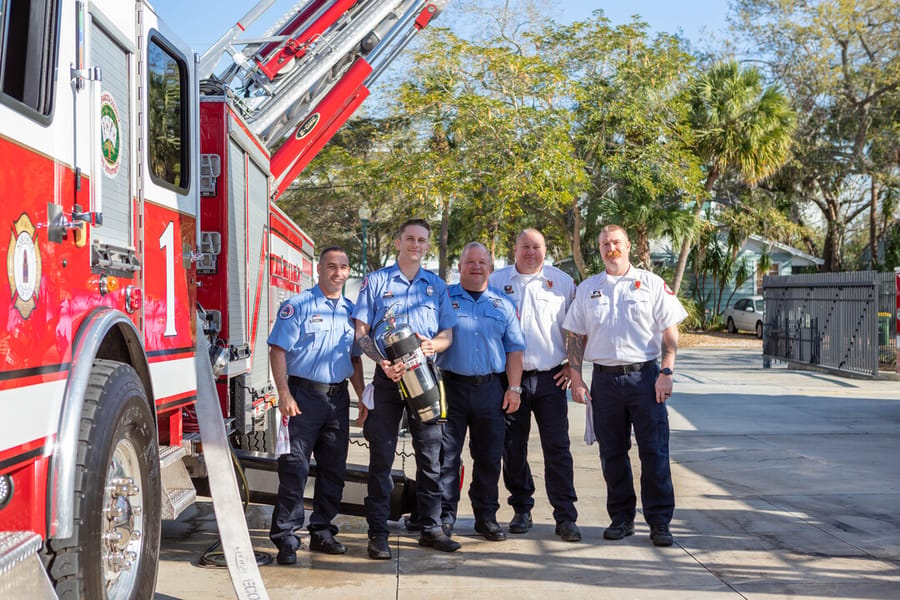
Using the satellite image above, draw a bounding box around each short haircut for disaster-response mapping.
[397,218,431,238]
[516,228,546,245]
[461,241,490,259]
[318,245,348,262]
[599,224,629,242]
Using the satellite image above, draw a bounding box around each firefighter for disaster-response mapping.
[353,218,459,559]
[437,242,524,542]
[490,228,581,542]
[268,246,366,565]
[563,224,687,548]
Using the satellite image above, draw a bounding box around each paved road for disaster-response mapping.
[155,346,900,599]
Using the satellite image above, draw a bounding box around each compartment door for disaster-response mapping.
[90,16,133,252]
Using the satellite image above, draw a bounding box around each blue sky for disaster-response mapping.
[149,0,731,51]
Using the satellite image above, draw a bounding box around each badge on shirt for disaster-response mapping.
[590,290,603,299]
[278,304,295,319]
[503,285,514,294]
[383,291,394,299]
[426,285,434,297]
[451,301,460,310]
[491,298,501,308]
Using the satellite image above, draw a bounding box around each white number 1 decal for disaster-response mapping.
[159,221,177,336]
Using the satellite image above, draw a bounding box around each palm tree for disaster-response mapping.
[670,60,795,294]
[597,191,694,271]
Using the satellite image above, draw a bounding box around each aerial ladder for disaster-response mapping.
[197,0,450,198]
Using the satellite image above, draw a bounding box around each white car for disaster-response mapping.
[723,295,765,338]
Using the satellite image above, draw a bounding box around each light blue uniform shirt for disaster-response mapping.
[436,284,525,376]
[352,264,456,353]
[268,285,357,384]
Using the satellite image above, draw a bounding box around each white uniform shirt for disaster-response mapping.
[563,266,687,365]
[490,264,575,371]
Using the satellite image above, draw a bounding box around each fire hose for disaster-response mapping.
[194,316,270,600]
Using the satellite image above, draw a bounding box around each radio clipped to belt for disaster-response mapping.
[380,324,447,424]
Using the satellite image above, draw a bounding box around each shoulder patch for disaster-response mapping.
[279,303,295,319]
[664,283,675,295]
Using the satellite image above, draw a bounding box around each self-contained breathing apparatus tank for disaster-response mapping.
[381,324,446,424]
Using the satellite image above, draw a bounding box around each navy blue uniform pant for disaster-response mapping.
[440,376,505,525]
[363,368,443,538]
[590,362,674,527]
[503,366,578,524]
[269,382,350,551]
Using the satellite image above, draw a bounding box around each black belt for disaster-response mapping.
[289,376,348,396]
[442,371,500,385]
[593,360,656,375]
[522,364,564,379]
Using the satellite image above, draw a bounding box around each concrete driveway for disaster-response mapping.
[155,346,900,599]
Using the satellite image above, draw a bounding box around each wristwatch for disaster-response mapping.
[659,367,674,376]
[508,385,523,394]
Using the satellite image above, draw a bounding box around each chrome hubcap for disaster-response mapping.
[101,439,144,598]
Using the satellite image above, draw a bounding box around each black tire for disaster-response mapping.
[726,317,737,334]
[45,359,160,600]
[231,405,278,452]
[230,430,272,452]
[756,321,764,339]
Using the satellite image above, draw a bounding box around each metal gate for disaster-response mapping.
[763,271,898,377]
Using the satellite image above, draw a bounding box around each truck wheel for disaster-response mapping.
[46,359,160,600]
[726,317,737,334]
[231,430,271,452]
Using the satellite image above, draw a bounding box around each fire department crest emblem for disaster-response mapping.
[7,213,42,319]
[100,91,122,177]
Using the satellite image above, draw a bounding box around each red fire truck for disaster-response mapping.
[0,0,448,597]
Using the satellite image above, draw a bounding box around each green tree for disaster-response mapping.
[398,25,585,268]
[734,0,900,271]
[671,59,795,293]
[280,116,413,273]
[558,18,702,276]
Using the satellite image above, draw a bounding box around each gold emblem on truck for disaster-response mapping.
[7,213,42,319]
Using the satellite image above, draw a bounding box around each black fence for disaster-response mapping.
[762,271,898,377]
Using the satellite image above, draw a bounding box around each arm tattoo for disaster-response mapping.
[661,342,676,363]
[358,335,385,363]
[564,330,586,370]
[661,329,678,364]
